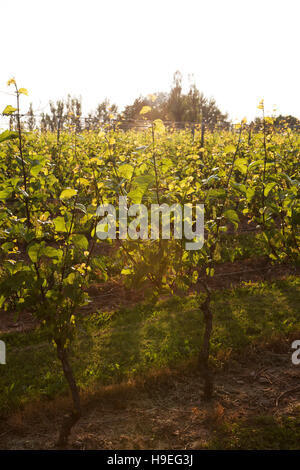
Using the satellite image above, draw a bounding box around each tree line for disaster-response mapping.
[7,71,300,132]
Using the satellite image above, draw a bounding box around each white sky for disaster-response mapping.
[1,0,299,123]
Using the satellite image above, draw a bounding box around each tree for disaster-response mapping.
[121,93,167,122]
[27,103,36,131]
[86,99,118,129]
[274,115,300,131]
[39,96,82,133]
[167,71,186,122]
[121,71,229,129]
[184,83,229,129]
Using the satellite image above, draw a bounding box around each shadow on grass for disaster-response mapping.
[210,415,300,450]
[212,277,300,353]
[0,277,299,415]
[74,295,203,387]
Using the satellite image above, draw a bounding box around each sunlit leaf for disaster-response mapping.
[2,105,17,115]
[60,188,77,199]
[140,106,152,115]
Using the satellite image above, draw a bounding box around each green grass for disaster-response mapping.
[0,276,299,415]
[209,414,300,450]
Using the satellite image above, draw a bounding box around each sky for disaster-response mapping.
[0,0,299,125]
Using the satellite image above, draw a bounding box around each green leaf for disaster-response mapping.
[18,88,28,96]
[118,163,134,180]
[27,242,45,262]
[77,177,89,186]
[0,187,12,200]
[121,267,133,275]
[207,188,226,199]
[60,188,77,200]
[224,209,239,227]
[248,160,263,171]
[205,267,215,277]
[140,106,151,115]
[0,130,18,143]
[30,164,43,177]
[264,182,276,197]
[71,234,88,250]
[246,187,255,202]
[127,188,144,204]
[128,174,154,203]
[160,158,173,174]
[53,216,67,232]
[134,174,154,188]
[153,119,165,134]
[63,272,76,285]
[42,246,63,261]
[0,295,5,308]
[224,144,236,154]
[1,242,13,253]
[2,105,17,115]
[232,182,247,195]
[234,158,248,175]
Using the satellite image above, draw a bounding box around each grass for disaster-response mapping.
[0,276,299,416]
[209,414,300,450]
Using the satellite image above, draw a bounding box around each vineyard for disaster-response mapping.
[0,82,299,450]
